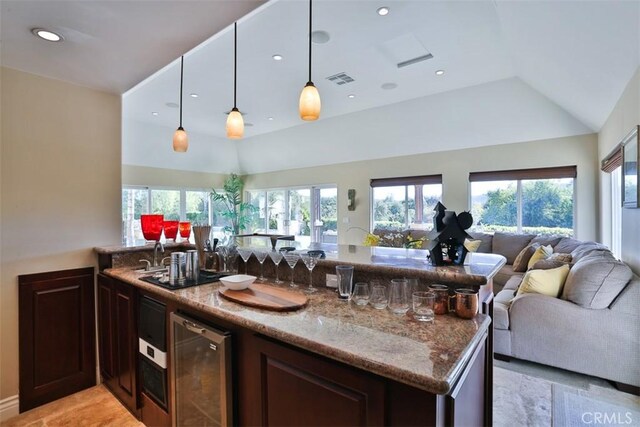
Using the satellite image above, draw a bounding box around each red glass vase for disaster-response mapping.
[141,214,164,241]
[179,221,191,240]
[163,221,179,241]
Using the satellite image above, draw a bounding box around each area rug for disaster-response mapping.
[552,383,640,427]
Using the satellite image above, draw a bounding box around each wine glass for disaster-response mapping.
[254,249,269,282]
[283,253,299,288]
[237,248,253,274]
[300,252,321,294]
[269,250,284,284]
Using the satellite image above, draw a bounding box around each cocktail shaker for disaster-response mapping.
[185,250,199,281]
[169,252,186,285]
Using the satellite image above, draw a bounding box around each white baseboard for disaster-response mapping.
[0,394,19,422]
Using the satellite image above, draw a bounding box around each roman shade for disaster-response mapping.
[469,166,577,182]
[601,144,623,173]
[370,174,442,188]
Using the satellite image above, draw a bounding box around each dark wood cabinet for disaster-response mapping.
[97,274,139,416]
[251,335,386,426]
[18,267,96,412]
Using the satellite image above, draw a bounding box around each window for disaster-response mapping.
[469,166,576,236]
[122,186,222,246]
[370,175,443,232]
[246,185,337,247]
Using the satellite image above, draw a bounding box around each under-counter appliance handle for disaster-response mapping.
[182,319,206,334]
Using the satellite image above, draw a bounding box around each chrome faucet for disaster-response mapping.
[139,241,167,272]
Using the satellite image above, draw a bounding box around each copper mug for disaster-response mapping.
[428,284,450,315]
[455,288,478,319]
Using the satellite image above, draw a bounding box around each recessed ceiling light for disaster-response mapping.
[377,7,390,16]
[31,28,63,42]
[166,102,179,108]
[381,82,398,90]
[435,70,445,76]
[311,31,330,44]
[272,54,283,61]
[151,112,159,116]
[190,93,199,98]
[267,117,274,121]
[348,94,356,99]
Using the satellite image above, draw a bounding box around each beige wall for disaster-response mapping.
[598,67,640,274]
[244,134,599,244]
[0,68,122,400]
[122,164,228,189]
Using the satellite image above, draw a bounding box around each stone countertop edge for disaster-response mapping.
[104,268,491,395]
[94,242,195,254]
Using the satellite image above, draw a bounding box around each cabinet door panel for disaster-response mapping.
[114,282,137,407]
[97,276,115,379]
[255,336,384,427]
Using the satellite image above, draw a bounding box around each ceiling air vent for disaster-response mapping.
[397,53,433,69]
[326,72,355,85]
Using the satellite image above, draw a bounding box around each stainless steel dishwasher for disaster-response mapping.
[170,312,233,427]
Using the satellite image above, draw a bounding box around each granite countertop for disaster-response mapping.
[105,267,490,395]
[94,241,195,254]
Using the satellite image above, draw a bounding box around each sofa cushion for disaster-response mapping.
[553,237,583,253]
[562,252,633,309]
[494,264,524,290]
[570,242,609,264]
[492,232,536,264]
[527,245,553,270]
[468,232,493,253]
[517,264,570,298]
[530,235,562,247]
[503,275,523,292]
[493,300,510,330]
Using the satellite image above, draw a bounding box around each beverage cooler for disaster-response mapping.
[170,312,233,426]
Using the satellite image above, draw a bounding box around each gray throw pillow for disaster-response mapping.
[531,259,570,271]
[512,243,540,272]
[530,235,562,248]
[492,232,536,264]
[553,237,583,254]
[562,252,633,309]
[467,232,493,253]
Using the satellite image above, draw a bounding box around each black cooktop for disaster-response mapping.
[140,271,230,290]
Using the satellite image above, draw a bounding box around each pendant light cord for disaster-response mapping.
[308,0,312,83]
[234,22,238,109]
[179,55,184,127]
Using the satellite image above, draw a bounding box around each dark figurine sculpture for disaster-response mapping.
[426,203,473,266]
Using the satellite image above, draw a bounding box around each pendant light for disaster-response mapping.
[299,0,321,121]
[226,22,244,139]
[173,56,188,152]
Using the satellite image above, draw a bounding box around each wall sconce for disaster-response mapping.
[347,189,356,211]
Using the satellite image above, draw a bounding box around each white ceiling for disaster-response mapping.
[3,0,639,174]
[0,0,265,93]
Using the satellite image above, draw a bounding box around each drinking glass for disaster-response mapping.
[283,253,299,288]
[300,252,321,294]
[389,279,410,315]
[413,291,435,322]
[336,265,354,300]
[352,283,370,306]
[269,250,284,284]
[370,284,388,310]
[237,248,253,274]
[254,249,269,282]
[178,221,191,241]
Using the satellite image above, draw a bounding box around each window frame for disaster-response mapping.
[369,175,443,232]
[468,166,577,236]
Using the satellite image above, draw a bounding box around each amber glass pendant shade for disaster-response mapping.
[226,108,244,139]
[299,82,321,121]
[173,127,188,152]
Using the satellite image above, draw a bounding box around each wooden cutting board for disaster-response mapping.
[218,283,308,312]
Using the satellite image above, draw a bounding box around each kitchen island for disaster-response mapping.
[95,244,504,426]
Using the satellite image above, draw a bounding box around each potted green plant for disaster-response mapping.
[211,173,257,237]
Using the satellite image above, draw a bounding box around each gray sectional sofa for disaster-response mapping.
[469,232,640,390]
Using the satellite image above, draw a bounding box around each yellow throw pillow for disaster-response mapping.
[517,264,570,298]
[527,245,553,270]
[464,239,482,252]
